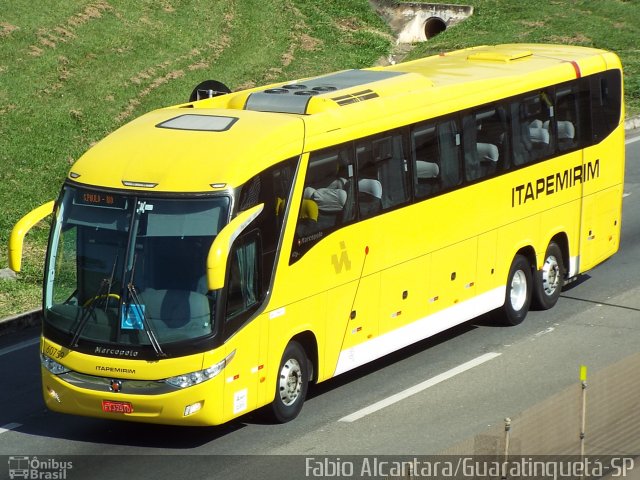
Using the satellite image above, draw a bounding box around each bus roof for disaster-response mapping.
[69,44,621,192]
[69,108,305,193]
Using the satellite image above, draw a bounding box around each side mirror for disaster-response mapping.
[206,203,264,291]
[9,200,55,272]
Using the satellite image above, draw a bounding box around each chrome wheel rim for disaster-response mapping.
[510,270,528,311]
[541,255,561,296]
[278,358,302,406]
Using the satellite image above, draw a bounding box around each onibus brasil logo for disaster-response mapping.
[8,456,73,479]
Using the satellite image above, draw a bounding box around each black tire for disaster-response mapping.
[533,241,566,310]
[501,254,533,326]
[269,341,308,423]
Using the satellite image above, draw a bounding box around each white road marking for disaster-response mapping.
[338,352,502,423]
[0,337,39,357]
[534,326,555,337]
[0,423,22,435]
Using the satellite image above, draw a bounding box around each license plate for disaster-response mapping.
[102,400,133,414]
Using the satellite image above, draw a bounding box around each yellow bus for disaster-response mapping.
[9,44,624,426]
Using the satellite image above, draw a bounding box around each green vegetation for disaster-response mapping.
[1,0,637,318]
[0,0,391,318]
[407,0,640,114]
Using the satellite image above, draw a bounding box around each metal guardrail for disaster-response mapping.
[441,351,640,455]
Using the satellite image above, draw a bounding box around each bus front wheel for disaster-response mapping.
[269,341,309,423]
[533,242,565,310]
[501,254,532,326]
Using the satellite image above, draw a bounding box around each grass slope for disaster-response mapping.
[0,0,391,317]
[407,0,640,114]
[0,0,637,318]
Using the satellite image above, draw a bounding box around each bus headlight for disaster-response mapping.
[165,350,235,389]
[40,354,71,375]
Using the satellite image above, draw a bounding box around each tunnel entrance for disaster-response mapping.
[424,16,447,39]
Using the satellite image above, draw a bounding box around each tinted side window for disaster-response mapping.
[510,90,554,166]
[412,119,461,198]
[272,160,297,232]
[237,158,297,286]
[463,106,508,180]
[591,70,622,143]
[554,79,591,152]
[291,146,355,262]
[238,158,296,247]
[355,131,410,218]
[438,120,463,189]
[225,233,261,334]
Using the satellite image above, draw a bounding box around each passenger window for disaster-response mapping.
[236,158,297,288]
[510,91,554,166]
[412,124,439,198]
[463,106,508,181]
[305,146,355,230]
[271,159,297,234]
[355,141,382,218]
[591,70,622,143]
[554,80,591,152]
[226,233,260,321]
[438,120,462,189]
[291,146,355,262]
[412,120,461,198]
[356,131,409,218]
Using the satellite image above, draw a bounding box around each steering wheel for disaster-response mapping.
[82,293,121,308]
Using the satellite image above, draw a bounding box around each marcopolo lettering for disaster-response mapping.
[511,159,600,207]
[95,346,140,358]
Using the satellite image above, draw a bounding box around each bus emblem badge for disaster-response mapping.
[109,380,123,393]
[331,241,352,273]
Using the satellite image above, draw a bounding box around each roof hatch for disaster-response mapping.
[467,49,533,62]
[156,114,238,132]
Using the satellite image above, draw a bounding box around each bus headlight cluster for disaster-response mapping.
[165,350,235,389]
[40,354,71,375]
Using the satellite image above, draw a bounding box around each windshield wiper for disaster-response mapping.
[70,256,119,347]
[126,254,166,358]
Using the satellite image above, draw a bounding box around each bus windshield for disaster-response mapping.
[44,185,230,353]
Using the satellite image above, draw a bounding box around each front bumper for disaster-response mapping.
[42,367,226,426]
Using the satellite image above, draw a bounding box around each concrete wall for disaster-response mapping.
[371,1,474,43]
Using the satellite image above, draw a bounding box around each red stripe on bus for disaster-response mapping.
[570,60,582,78]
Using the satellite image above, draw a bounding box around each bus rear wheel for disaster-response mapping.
[533,241,565,310]
[501,254,532,326]
[269,341,308,423]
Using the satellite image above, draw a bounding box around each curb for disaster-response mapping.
[625,115,640,131]
[1,116,640,338]
[0,308,42,337]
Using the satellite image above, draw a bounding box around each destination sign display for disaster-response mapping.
[74,190,128,209]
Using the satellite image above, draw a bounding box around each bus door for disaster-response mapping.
[337,227,381,353]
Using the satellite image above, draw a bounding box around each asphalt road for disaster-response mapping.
[0,133,638,479]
